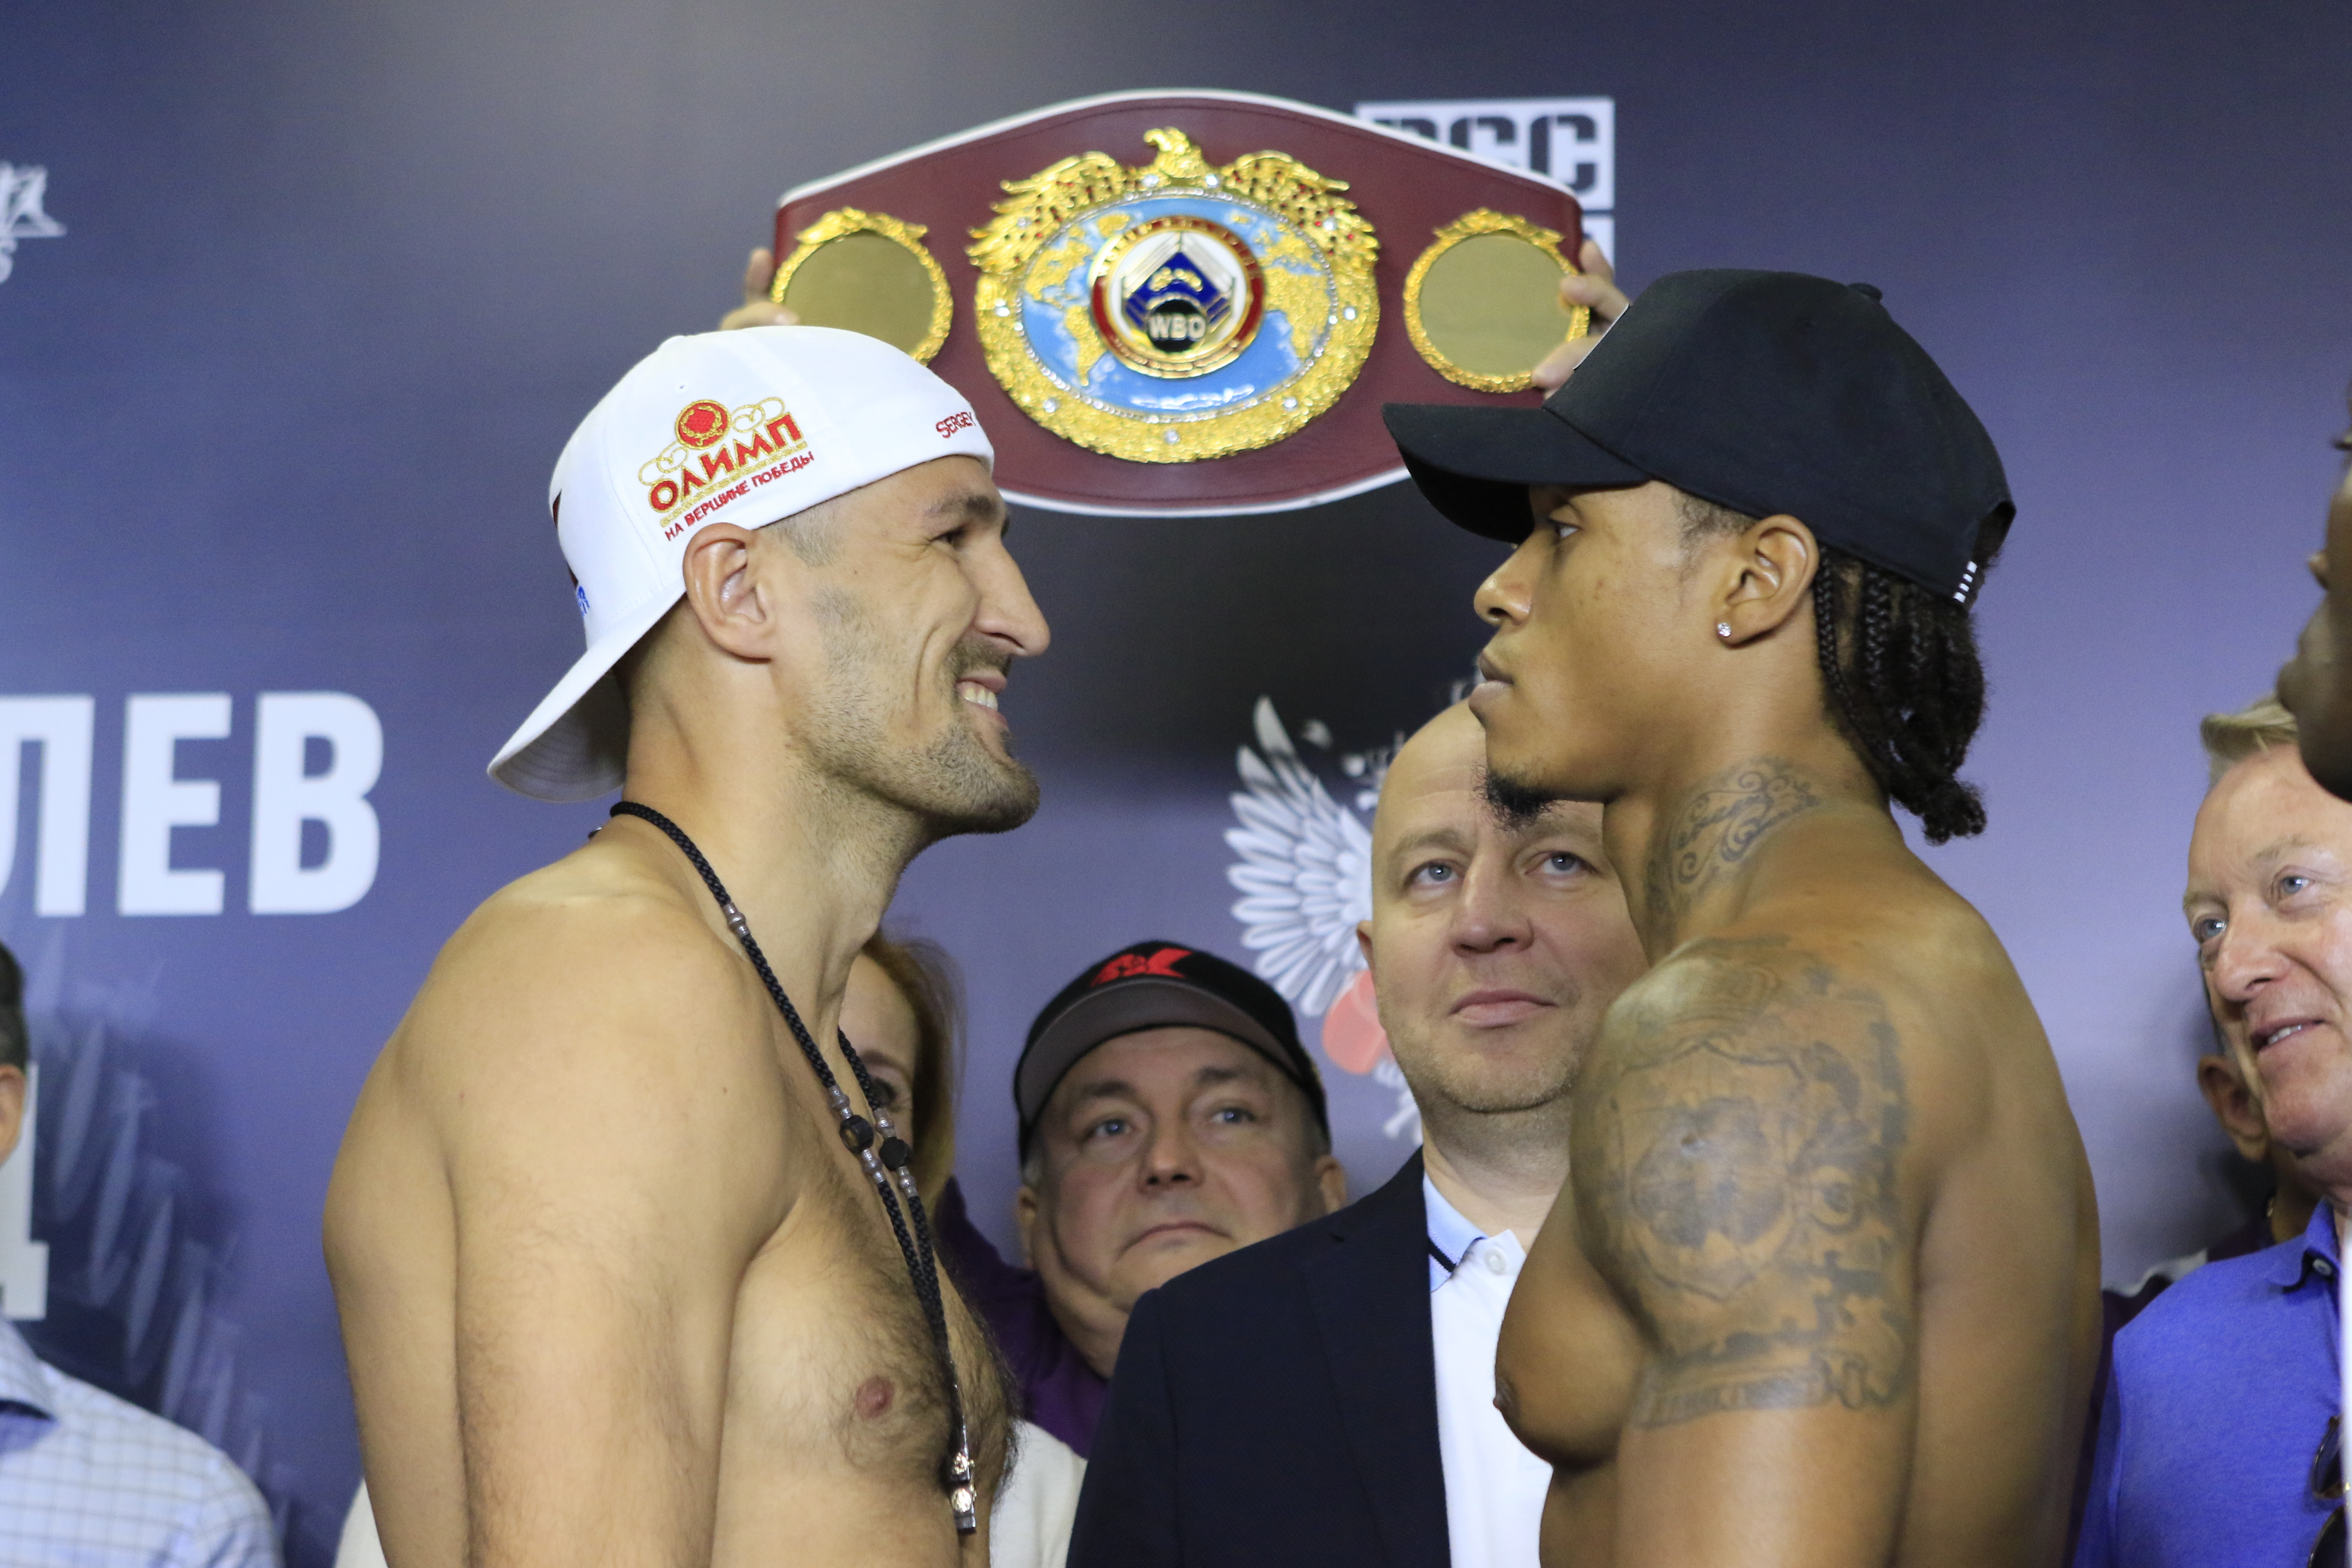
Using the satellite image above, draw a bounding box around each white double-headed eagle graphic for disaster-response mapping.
[1224,699,1421,1139]
[0,164,64,285]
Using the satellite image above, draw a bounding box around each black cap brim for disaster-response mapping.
[1015,978,1320,1152]
[1382,403,1650,543]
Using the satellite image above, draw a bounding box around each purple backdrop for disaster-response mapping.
[3,1,2349,1559]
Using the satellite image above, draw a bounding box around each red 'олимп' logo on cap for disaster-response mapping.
[675,400,730,449]
[639,398,811,537]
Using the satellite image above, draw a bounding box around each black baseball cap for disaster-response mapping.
[1014,940,1327,1156]
[1381,269,2014,603]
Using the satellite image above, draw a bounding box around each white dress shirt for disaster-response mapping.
[990,1418,1085,1568]
[1425,1176,1551,1568]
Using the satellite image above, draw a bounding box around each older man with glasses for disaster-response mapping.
[2077,694,2352,1566]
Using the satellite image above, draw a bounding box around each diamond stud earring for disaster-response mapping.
[1716,622,1733,640]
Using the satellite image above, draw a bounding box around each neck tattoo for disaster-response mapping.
[611,801,979,1535]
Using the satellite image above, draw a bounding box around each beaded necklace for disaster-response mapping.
[610,800,978,1534]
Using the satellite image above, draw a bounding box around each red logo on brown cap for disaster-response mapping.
[675,400,730,449]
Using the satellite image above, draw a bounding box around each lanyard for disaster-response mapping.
[611,801,978,1535]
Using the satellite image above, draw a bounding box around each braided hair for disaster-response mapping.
[1678,493,1992,843]
[1810,548,1988,842]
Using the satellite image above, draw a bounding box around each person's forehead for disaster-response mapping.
[1381,759,1484,824]
[1380,776,1597,853]
[1530,478,1678,525]
[906,453,1002,506]
[2190,748,2352,884]
[1377,738,1602,861]
[839,454,1003,531]
[1376,710,1486,839]
[1528,479,1643,509]
[1056,1026,1271,1095]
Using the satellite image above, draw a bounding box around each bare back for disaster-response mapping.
[324,831,1009,1568]
[1496,792,2100,1568]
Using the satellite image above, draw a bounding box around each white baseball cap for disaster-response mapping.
[489,326,995,801]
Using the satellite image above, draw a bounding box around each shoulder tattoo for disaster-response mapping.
[1576,937,1912,1429]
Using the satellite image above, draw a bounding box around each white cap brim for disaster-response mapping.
[487,585,681,801]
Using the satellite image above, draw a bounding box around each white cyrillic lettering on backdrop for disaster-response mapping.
[119,694,234,916]
[251,693,383,915]
[1355,97,1616,262]
[0,698,94,917]
[0,693,384,917]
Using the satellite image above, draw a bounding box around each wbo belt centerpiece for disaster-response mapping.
[965,127,1377,466]
[768,90,1589,516]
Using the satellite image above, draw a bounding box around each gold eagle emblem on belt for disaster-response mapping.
[966,129,1379,464]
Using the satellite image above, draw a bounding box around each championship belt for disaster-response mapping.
[771,91,1588,516]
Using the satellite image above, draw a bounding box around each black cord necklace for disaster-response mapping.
[609,800,979,1535]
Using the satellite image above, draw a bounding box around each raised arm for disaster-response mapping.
[432,903,788,1568]
[1572,935,1921,1567]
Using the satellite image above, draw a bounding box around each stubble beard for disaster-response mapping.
[805,591,1041,844]
[898,699,1041,839]
[1385,1005,1586,1123]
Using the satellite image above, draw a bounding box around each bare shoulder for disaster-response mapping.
[380,844,782,1158]
[1574,935,1916,1427]
[1814,866,2055,1119]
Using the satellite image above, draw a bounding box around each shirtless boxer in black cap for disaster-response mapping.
[1385,272,2101,1567]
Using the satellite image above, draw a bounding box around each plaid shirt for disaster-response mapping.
[0,1318,278,1567]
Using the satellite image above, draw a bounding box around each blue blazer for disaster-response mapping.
[1069,1149,1449,1568]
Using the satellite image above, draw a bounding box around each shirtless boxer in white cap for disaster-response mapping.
[325,326,1045,1567]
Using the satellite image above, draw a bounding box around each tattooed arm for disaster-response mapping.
[1573,936,1920,1566]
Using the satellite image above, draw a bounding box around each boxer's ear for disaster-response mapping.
[678,522,779,658]
[1713,514,1819,645]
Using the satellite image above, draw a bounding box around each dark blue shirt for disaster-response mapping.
[2075,1201,2342,1566]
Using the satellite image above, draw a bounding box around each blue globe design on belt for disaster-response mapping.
[970,129,1380,464]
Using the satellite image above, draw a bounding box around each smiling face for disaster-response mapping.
[2277,424,2352,800]
[1016,1026,1343,1373]
[1360,704,1648,1129]
[780,454,1050,839]
[2184,743,2352,1198]
[1468,480,1705,806]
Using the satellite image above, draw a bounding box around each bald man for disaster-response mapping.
[1071,703,1648,1568]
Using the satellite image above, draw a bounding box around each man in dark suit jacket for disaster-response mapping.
[1075,1148,1446,1565]
[1071,704,1650,1567]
